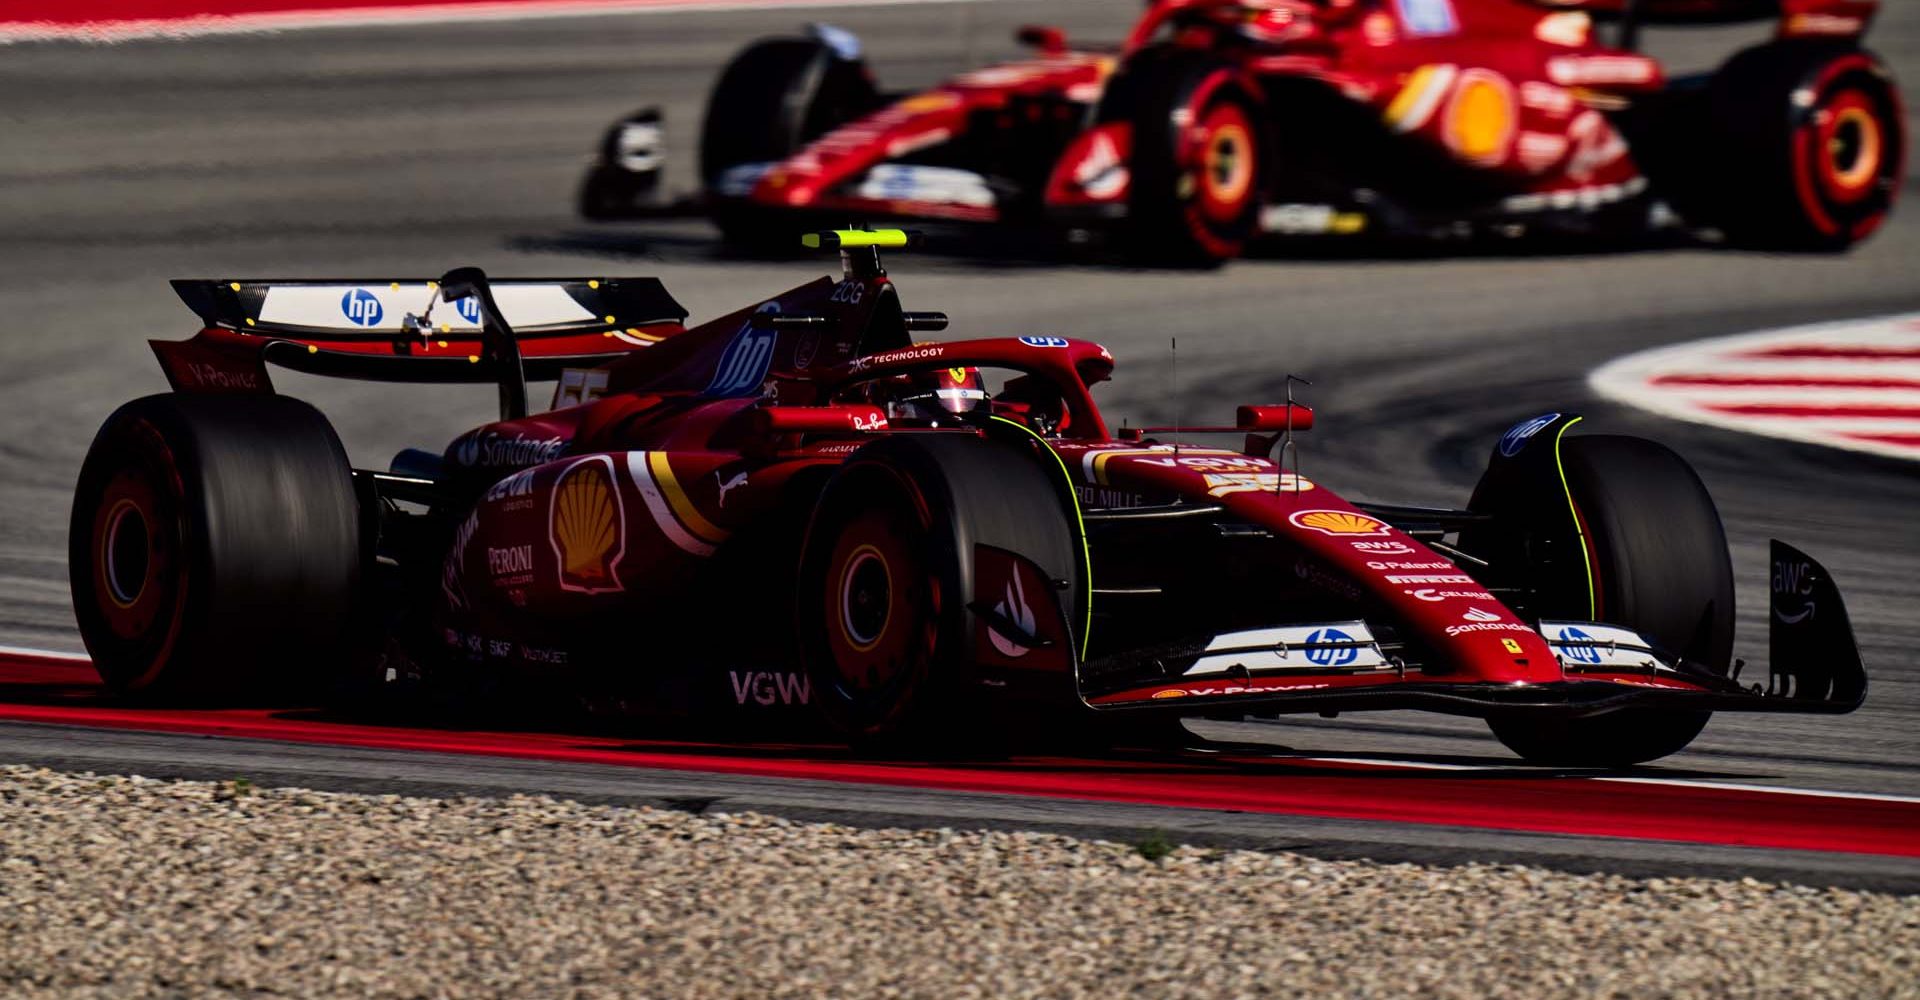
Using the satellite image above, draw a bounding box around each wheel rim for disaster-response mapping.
[838,545,892,653]
[90,467,177,645]
[1192,104,1256,225]
[821,505,927,699]
[1816,91,1885,205]
[102,500,150,607]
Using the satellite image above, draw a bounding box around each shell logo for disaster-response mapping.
[1289,509,1390,537]
[1151,689,1188,699]
[551,456,626,593]
[1443,69,1517,166]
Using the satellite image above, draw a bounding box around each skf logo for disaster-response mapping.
[730,671,811,706]
[340,288,384,327]
[550,456,626,593]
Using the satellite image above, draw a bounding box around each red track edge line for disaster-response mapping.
[2,653,1916,858]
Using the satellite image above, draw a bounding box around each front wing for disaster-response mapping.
[1083,540,1866,720]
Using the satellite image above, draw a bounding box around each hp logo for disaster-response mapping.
[703,323,777,398]
[1556,626,1603,664]
[340,288,384,327]
[1498,412,1559,458]
[1305,627,1358,667]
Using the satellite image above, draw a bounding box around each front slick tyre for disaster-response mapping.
[1488,436,1735,768]
[796,435,1079,752]
[1115,50,1268,266]
[69,393,361,702]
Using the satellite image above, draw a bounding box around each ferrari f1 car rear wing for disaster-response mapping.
[158,270,688,417]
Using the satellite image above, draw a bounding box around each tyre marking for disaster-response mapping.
[1548,417,1596,622]
[989,417,1092,658]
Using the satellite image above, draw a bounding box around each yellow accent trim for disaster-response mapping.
[989,417,1093,656]
[467,355,480,363]
[648,452,727,545]
[244,318,255,327]
[1551,417,1596,619]
[588,279,600,290]
[228,282,241,291]
[1385,65,1441,129]
[308,344,318,354]
[802,229,911,249]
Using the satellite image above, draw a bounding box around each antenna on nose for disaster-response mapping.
[1279,373,1311,493]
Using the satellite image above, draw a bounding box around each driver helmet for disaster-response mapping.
[889,366,989,426]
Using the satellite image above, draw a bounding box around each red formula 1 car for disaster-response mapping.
[581,0,1903,263]
[73,231,1865,765]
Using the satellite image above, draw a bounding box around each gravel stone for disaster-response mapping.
[1,765,1915,999]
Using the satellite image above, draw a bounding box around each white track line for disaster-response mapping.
[1303,756,1920,805]
[0,644,90,663]
[1591,312,1920,463]
[0,0,983,44]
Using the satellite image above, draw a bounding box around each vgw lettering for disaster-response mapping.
[729,671,811,706]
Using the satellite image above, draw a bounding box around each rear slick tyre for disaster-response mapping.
[69,393,361,701]
[796,435,1080,748]
[1109,50,1268,266]
[1705,43,1904,250]
[1487,435,1735,768]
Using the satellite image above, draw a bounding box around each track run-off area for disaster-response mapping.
[0,0,1917,887]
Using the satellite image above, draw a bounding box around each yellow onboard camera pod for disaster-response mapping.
[801,229,920,249]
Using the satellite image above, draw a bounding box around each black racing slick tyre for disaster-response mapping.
[69,393,361,700]
[700,36,879,247]
[1488,435,1735,767]
[1104,49,1268,266]
[796,435,1081,747]
[1703,43,1904,250]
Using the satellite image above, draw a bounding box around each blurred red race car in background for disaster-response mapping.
[581,0,1903,263]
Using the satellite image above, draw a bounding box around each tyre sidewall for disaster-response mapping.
[1111,50,1269,264]
[69,394,361,699]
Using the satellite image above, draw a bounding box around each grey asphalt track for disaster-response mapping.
[0,1,1916,876]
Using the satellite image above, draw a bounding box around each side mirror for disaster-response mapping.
[1237,404,1314,432]
[1015,24,1067,54]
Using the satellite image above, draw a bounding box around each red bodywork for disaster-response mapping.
[711,0,1888,242]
